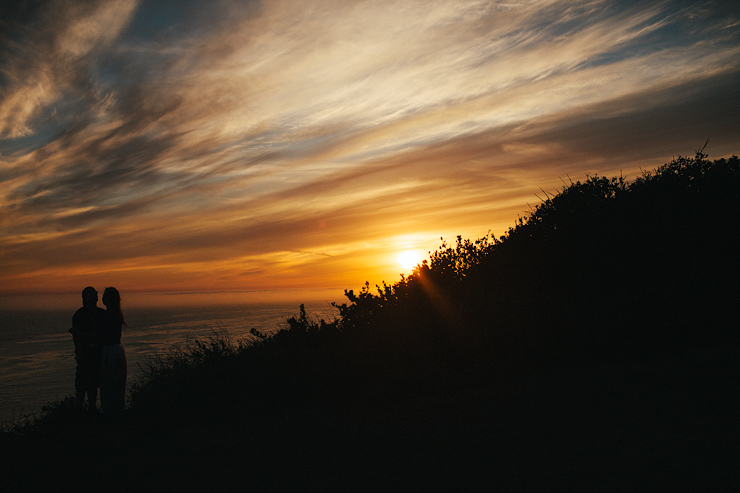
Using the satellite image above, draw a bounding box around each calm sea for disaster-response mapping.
[0,299,339,425]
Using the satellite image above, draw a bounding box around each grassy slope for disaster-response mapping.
[2,152,739,491]
[2,343,737,491]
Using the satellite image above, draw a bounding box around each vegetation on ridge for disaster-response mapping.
[336,150,739,364]
[112,149,740,425]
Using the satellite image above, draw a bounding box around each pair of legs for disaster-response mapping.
[100,344,127,419]
[75,387,98,413]
[75,347,102,413]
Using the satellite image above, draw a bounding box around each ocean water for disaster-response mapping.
[0,300,339,425]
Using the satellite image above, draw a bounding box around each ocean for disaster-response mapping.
[0,298,340,425]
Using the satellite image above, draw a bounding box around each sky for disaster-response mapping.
[1,0,739,304]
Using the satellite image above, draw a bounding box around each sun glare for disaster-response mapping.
[397,250,422,271]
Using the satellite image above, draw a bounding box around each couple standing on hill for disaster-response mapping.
[70,286,127,419]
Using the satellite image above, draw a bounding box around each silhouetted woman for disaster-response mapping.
[100,287,127,419]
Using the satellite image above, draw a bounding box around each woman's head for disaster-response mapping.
[102,287,126,327]
[102,287,120,309]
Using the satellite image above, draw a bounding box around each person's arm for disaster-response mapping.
[70,313,83,357]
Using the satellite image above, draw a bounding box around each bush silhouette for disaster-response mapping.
[334,150,740,373]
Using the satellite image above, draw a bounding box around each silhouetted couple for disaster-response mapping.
[70,286,127,420]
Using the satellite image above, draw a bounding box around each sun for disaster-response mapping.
[397,250,422,271]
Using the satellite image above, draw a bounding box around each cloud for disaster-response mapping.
[0,0,140,138]
[1,0,739,295]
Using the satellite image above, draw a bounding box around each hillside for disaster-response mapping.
[2,151,739,490]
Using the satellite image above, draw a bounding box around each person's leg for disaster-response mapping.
[99,349,109,416]
[75,388,85,412]
[87,387,98,412]
[75,362,85,412]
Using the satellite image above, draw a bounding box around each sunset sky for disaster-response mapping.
[1,0,739,303]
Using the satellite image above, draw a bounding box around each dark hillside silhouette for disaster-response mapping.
[2,150,739,490]
[336,150,740,374]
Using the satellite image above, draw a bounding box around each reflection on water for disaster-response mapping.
[0,300,338,424]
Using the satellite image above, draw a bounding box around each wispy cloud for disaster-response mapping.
[1,0,739,296]
[0,0,140,137]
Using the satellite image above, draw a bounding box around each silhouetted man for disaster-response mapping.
[70,286,105,415]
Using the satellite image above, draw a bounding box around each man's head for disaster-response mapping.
[81,286,98,307]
